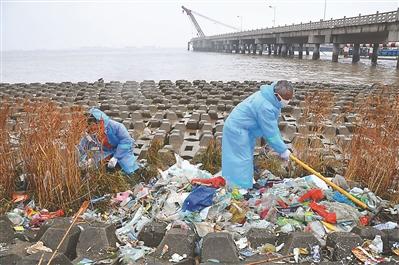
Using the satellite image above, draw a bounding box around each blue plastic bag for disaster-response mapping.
[182,186,216,212]
[332,191,355,206]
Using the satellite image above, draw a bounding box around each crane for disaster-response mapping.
[182,6,240,38]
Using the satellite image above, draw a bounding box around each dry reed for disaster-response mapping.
[192,139,222,175]
[291,90,336,176]
[0,99,131,213]
[345,84,399,200]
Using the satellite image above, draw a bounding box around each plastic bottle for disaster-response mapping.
[369,235,383,254]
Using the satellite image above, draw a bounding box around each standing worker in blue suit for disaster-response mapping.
[79,108,139,175]
[222,80,294,189]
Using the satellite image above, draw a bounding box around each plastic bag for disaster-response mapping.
[182,186,216,212]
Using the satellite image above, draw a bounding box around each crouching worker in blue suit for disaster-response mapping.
[222,80,294,189]
[78,108,139,175]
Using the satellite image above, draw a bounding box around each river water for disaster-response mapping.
[2,48,399,84]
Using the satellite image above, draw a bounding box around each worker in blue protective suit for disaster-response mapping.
[78,108,139,175]
[222,80,294,189]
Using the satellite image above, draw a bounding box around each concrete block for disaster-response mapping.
[208,110,218,120]
[0,215,15,244]
[186,119,199,130]
[132,111,142,120]
[184,130,201,142]
[225,104,234,112]
[308,135,324,148]
[191,113,200,121]
[281,232,320,255]
[200,113,211,122]
[122,121,132,130]
[214,123,224,133]
[326,232,363,261]
[142,110,152,119]
[200,133,213,147]
[160,121,171,133]
[291,107,302,120]
[75,223,118,261]
[154,112,164,120]
[120,111,130,119]
[247,228,277,249]
[0,239,30,265]
[1,253,23,265]
[351,226,389,253]
[138,222,167,248]
[175,122,186,132]
[154,228,196,261]
[344,122,355,133]
[217,103,225,111]
[166,111,178,121]
[337,125,350,136]
[180,141,200,160]
[323,125,337,139]
[16,253,72,265]
[201,232,239,263]
[133,121,146,131]
[297,124,308,134]
[148,119,161,128]
[39,220,81,260]
[282,123,297,141]
[169,133,183,152]
[153,131,166,143]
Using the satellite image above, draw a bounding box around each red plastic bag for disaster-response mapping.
[298,189,324,203]
[309,201,337,224]
[191,176,226,188]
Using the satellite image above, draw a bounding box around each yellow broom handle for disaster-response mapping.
[290,154,370,211]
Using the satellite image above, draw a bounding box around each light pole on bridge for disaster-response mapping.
[237,15,243,31]
[269,5,276,27]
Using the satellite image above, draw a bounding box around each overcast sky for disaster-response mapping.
[2,0,399,51]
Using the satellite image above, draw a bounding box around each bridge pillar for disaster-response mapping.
[273,44,278,56]
[371,43,379,66]
[281,44,288,57]
[268,44,272,55]
[277,44,282,56]
[305,47,310,56]
[298,44,303,59]
[352,43,360,63]
[312,44,320,60]
[289,45,295,57]
[252,44,257,54]
[258,44,263,55]
[332,43,340,62]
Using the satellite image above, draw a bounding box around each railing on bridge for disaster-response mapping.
[197,9,399,40]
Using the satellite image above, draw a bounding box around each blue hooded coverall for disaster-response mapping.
[222,83,288,189]
[79,108,139,175]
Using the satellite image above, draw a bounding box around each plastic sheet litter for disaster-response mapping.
[4,154,397,264]
[182,186,217,212]
[26,241,53,254]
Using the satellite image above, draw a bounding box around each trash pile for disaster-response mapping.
[2,155,399,264]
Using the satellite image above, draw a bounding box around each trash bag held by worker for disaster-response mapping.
[78,108,139,175]
[222,81,293,189]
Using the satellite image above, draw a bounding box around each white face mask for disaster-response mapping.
[276,93,290,108]
[280,98,290,108]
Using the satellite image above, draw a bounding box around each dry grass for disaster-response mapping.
[291,91,336,176]
[192,139,221,174]
[0,100,131,214]
[345,84,399,200]
[131,139,176,184]
[254,153,287,178]
[0,101,17,210]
